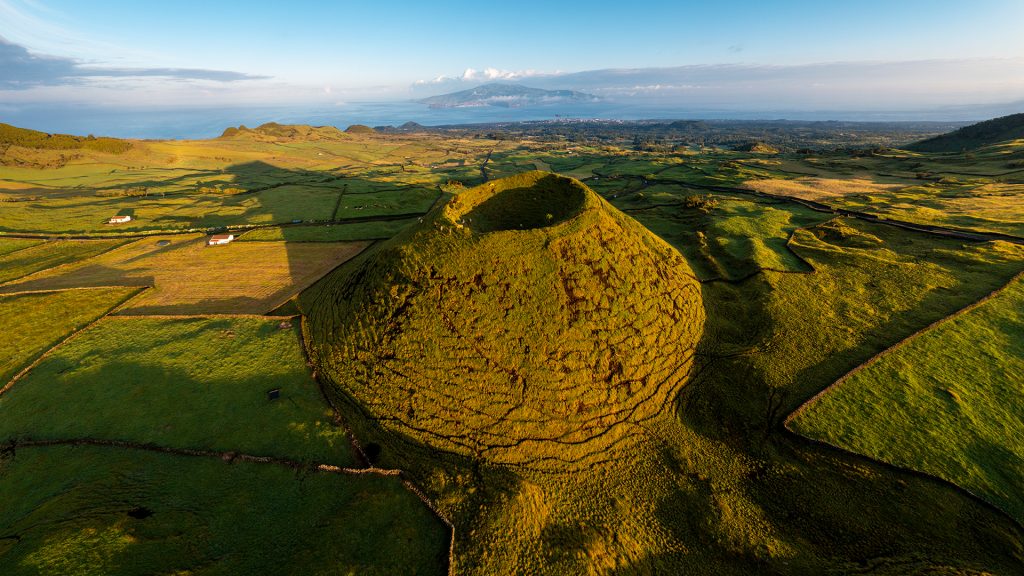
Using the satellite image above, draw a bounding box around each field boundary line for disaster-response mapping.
[110,312,301,320]
[697,218,824,284]
[782,269,1024,528]
[624,174,1024,245]
[0,210,436,241]
[0,236,137,289]
[299,315,457,576]
[2,438,401,477]
[0,285,140,297]
[0,238,46,259]
[785,268,1024,425]
[779,428,1024,534]
[0,286,148,398]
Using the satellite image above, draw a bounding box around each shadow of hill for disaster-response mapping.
[659,218,1024,573]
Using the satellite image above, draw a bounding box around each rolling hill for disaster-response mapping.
[907,112,1024,152]
[0,123,130,153]
[219,122,348,141]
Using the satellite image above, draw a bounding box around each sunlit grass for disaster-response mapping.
[790,274,1024,522]
[0,287,139,385]
[0,235,370,315]
[0,316,355,465]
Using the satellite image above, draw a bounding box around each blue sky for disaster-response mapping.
[2,0,1024,116]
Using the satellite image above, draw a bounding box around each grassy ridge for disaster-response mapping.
[0,317,354,465]
[2,122,1024,573]
[908,113,1024,152]
[302,208,1024,573]
[613,186,828,280]
[789,274,1024,522]
[0,123,131,154]
[0,446,447,575]
[0,287,139,385]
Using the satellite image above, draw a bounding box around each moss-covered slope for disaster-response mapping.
[304,171,704,470]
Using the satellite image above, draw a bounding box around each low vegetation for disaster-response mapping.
[2,119,1024,574]
[909,112,1024,152]
[0,239,130,285]
[0,235,370,315]
[0,316,354,465]
[0,239,42,257]
[0,287,139,385]
[0,445,448,575]
[789,273,1024,522]
[0,123,131,154]
[238,218,418,242]
[305,173,705,470]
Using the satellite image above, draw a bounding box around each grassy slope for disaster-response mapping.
[0,446,447,575]
[908,113,1024,152]
[0,317,354,465]
[0,239,42,257]
[657,218,1024,575]
[790,274,1024,522]
[740,145,1024,238]
[0,133,483,236]
[0,287,139,385]
[614,187,827,280]
[0,239,130,284]
[304,172,705,470]
[304,174,1024,574]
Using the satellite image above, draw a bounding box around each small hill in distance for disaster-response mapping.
[418,83,600,109]
[374,121,427,133]
[734,141,780,154]
[344,124,376,135]
[219,122,347,141]
[0,123,131,153]
[303,171,704,471]
[908,112,1024,152]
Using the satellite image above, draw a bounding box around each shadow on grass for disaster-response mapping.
[655,217,1024,573]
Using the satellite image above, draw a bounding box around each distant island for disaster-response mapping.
[418,83,600,109]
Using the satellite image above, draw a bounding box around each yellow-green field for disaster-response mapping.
[0,235,370,315]
[0,239,130,284]
[0,316,354,465]
[0,287,140,385]
[238,218,418,242]
[789,273,1024,522]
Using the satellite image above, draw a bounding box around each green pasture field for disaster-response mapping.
[0,317,355,465]
[0,239,42,257]
[611,184,828,280]
[0,445,448,575]
[0,287,140,385]
[0,235,370,315]
[0,239,130,284]
[239,218,418,242]
[740,142,1024,237]
[789,274,1024,522]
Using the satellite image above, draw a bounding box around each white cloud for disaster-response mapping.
[415,66,560,86]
